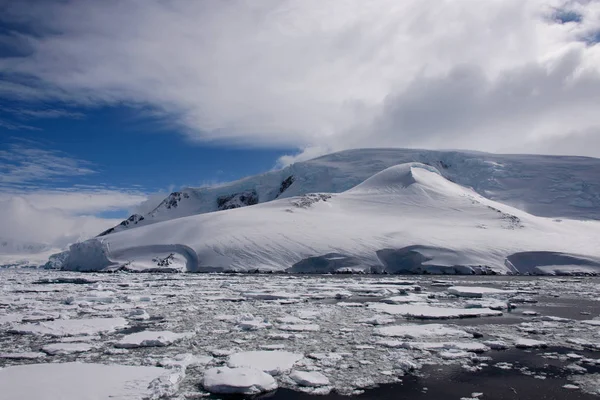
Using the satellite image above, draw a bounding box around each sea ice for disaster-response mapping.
[368,304,502,319]
[0,362,171,400]
[202,367,277,395]
[9,317,128,337]
[290,370,330,387]
[227,351,303,375]
[115,331,193,348]
[42,342,94,355]
[374,324,470,339]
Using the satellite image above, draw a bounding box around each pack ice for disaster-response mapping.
[55,161,600,274]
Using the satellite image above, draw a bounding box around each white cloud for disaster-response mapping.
[0,141,150,250]
[0,141,96,186]
[0,0,600,159]
[0,196,122,249]
[0,189,149,249]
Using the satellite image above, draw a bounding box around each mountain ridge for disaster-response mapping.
[98,148,600,237]
[57,161,600,275]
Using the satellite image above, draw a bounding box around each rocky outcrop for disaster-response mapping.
[98,214,145,237]
[217,190,259,211]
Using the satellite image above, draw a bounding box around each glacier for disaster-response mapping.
[56,161,600,274]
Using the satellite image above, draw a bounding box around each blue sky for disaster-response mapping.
[1,105,292,201]
[1,0,600,249]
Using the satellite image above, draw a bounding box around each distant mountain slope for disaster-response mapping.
[61,163,600,275]
[99,148,600,236]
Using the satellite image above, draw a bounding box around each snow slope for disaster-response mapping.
[59,163,600,274]
[98,148,600,236]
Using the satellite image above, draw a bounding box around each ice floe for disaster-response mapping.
[0,362,172,400]
[9,317,127,337]
[227,351,304,375]
[202,367,277,395]
[115,331,193,348]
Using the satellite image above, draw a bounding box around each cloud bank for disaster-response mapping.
[0,141,149,250]
[1,0,600,163]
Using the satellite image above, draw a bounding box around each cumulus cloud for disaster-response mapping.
[1,0,600,161]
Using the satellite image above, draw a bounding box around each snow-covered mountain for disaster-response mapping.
[98,148,600,237]
[60,162,600,275]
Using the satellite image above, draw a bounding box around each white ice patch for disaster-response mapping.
[115,331,193,348]
[9,317,127,337]
[448,286,514,298]
[0,362,172,400]
[0,352,45,360]
[515,338,548,348]
[369,304,502,319]
[290,370,330,387]
[42,343,94,355]
[227,351,303,375]
[374,324,470,339]
[279,324,320,332]
[202,367,277,395]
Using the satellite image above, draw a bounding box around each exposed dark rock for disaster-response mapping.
[98,214,145,236]
[161,191,190,210]
[276,175,295,198]
[288,193,332,209]
[152,253,175,267]
[216,190,259,210]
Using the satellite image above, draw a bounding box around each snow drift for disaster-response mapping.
[57,163,600,274]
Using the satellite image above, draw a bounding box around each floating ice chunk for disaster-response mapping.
[296,310,320,319]
[440,350,473,359]
[522,311,539,316]
[0,362,171,400]
[42,343,94,355]
[563,384,580,390]
[368,303,502,319]
[374,324,470,339]
[279,324,320,332]
[380,294,428,304]
[243,291,299,300]
[360,316,395,325]
[393,341,490,353]
[483,340,510,350]
[127,309,150,321]
[276,316,308,324]
[267,333,294,340]
[260,344,286,350]
[227,351,303,375]
[237,316,272,331]
[448,286,514,298]
[21,312,59,322]
[566,364,588,374]
[290,370,330,387]
[59,335,101,343]
[515,338,548,348]
[0,352,45,360]
[9,317,127,337]
[202,367,277,395]
[541,316,570,323]
[115,331,193,348]
[582,320,600,326]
